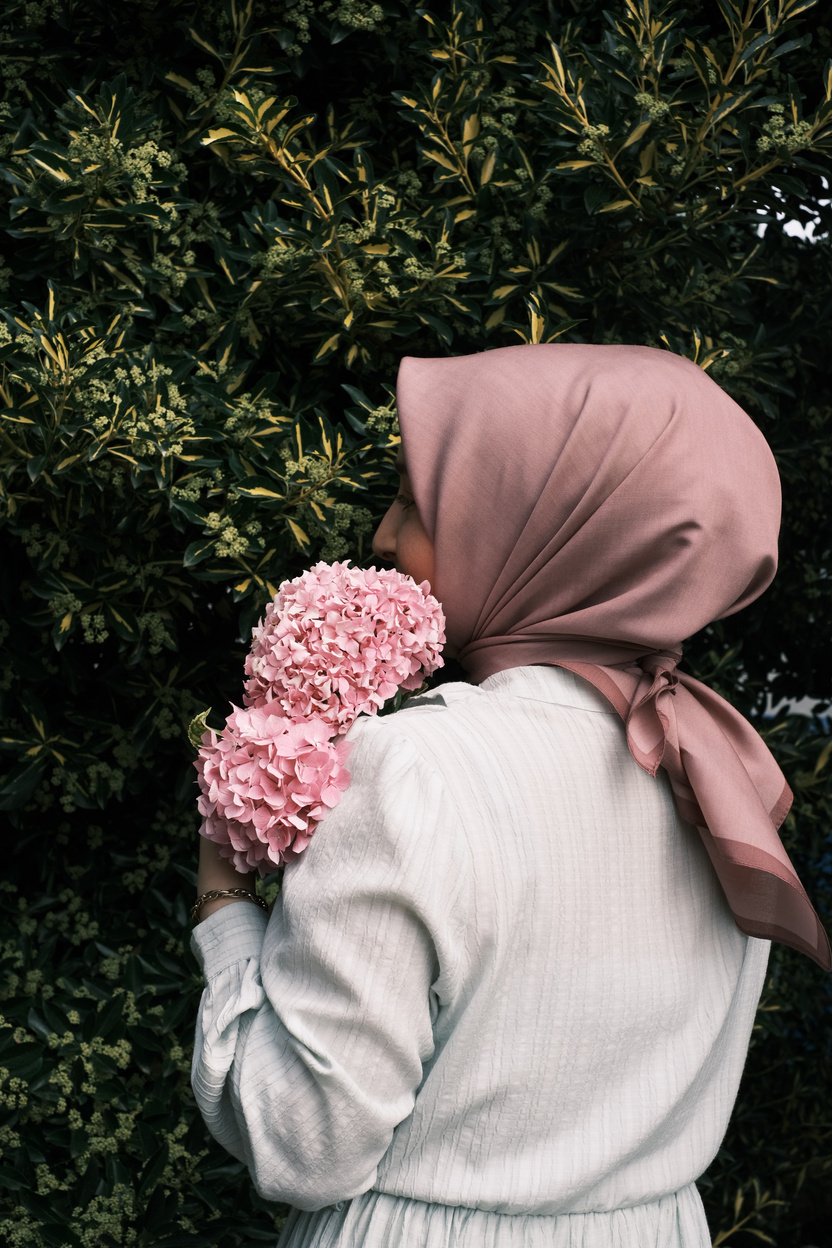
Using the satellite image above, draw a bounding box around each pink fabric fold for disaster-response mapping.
[397,342,830,970]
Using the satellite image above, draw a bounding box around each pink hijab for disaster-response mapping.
[397,342,831,970]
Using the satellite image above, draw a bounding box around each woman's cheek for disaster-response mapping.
[398,515,435,589]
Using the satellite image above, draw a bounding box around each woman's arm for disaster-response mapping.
[195,837,258,919]
[189,720,458,1210]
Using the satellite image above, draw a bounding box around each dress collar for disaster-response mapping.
[479,664,618,714]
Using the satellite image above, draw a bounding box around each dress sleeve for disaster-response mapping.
[190,718,458,1210]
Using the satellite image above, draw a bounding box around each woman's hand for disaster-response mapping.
[196,837,257,921]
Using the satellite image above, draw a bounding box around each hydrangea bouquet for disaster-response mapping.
[192,561,445,874]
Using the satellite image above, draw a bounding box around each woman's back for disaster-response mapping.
[365,666,768,1218]
[194,663,768,1247]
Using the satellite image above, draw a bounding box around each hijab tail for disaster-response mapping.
[548,659,832,972]
[696,833,832,971]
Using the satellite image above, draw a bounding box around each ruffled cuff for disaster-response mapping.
[190,900,269,980]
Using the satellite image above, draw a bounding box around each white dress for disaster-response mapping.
[191,665,769,1246]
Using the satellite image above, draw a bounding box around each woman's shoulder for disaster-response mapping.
[400,679,482,714]
[343,680,482,756]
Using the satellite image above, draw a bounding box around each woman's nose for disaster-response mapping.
[371,503,398,564]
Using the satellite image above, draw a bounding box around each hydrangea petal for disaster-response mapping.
[195,561,445,872]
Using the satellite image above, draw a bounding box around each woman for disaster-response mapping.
[191,343,830,1247]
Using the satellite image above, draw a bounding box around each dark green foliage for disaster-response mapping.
[1,0,831,1243]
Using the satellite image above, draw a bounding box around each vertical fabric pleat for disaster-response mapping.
[278,1182,711,1248]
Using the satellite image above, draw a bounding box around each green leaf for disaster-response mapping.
[415,311,453,345]
[0,759,47,810]
[712,88,755,124]
[182,539,216,568]
[138,1141,171,1201]
[737,31,778,67]
[583,185,609,214]
[340,384,374,411]
[0,1166,29,1191]
[105,603,140,641]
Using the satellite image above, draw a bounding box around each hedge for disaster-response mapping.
[1,1,831,1244]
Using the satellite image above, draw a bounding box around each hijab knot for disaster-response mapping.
[639,650,682,680]
[626,650,683,777]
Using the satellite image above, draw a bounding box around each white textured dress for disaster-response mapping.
[191,665,769,1247]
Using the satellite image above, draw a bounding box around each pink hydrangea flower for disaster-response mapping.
[243,560,445,730]
[196,703,354,873]
[195,562,446,873]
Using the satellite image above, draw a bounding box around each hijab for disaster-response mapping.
[397,342,831,970]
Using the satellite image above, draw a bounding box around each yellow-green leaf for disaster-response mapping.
[188,708,213,749]
[36,337,60,365]
[32,158,71,182]
[545,42,567,89]
[203,128,241,145]
[462,114,480,147]
[543,282,581,298]
[813,740,832,776]
[236,485,284,499]
[313,333,340,362]
[165,71,195,89]
[189,28,223,58]
[101,261,143,294]
[424,149,458,172]
[286,517,310,549]
[619,119,651,151]
[109,607,137,636]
